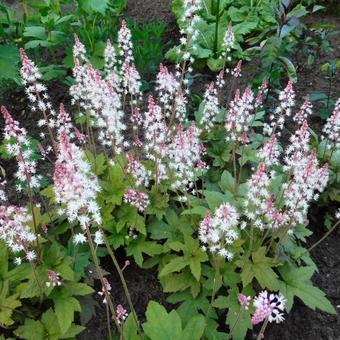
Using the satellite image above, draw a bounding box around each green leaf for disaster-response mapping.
[205,190,235,210]
[41,308,62,338]
[78,0,109,14]
[182,314,206,340]
[64,282,94,296]
[160,257,189,277]
[278,56,297,83]
[207,57,224,71]
[0,292,21,326]
[162,272,193,293]
[219,170,236,193]
[190,256,202,281]
[0,45,20,83]
[126,238,163,266]
[237,247,280,290]
[23,26,46,40]
[16,319,45,340]
[0,242,8,277]
[123,313,139,340]
[143,301,182,340]
[279,264,336,314]
[225,288,252,340]
[53,296,81,334]
[60,324,85,338]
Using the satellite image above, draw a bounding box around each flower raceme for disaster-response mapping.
[168,122,207,190]
[200,82,220,131]
[123,189,150,212]
[323,98,340,149]
[251,291,286,325]
[1,106,42,192]
[199,203,240,260]
[53,130,101,237]
[0,205,36,262]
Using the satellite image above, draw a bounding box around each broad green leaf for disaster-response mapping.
[41,308,62,338]
[160,257,189,277]
[126,239,163,266]
[53,295,81,334]
[237,247,280,290]
[16,319,45,340]
[219,170,236,193]
[182,314,206,340]
[279,264,336,314]
[123,313,139,340]
[0,293,21,326]
[64,282,94,296]
[0,45,20,83]
[205,190,235,210]
[143,301,182,340]
[225,288,252,340]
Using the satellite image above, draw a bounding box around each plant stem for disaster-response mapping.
[214,0,221,58]
[85,225,123,337]
[232,142,238,192]
[204,256,221,332]
[29,261,44,305]
[106,304,112,340]
[99,227,143,340]
[257,317,269,340]
[227,307,242,339]
[301,219,340,258]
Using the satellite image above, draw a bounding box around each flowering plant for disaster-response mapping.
[0,17,338,340]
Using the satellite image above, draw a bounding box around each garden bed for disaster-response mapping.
[0,1,339,339]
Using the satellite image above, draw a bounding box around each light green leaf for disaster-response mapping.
[279,264,336,314]
[160,257,189,277]
[143,301,182,340]
[53,296,81,334]
[182,314,206,340]
[16,319,45,340]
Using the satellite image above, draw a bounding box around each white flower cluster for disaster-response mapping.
[225,87,254,144]
[323,98,340,149]
[284,120,310,171]
[252,291,286,325]
[283,149,329,225]
[258,135,280,167]
[143,96,169,183]
[54,131,101,232]
[200,82,219,131]
[20,49,56,142]
[123,189,149,212]
[244,163,272,229]
[264,80,295,136]
[222,22,235,54]
[293,97,312,125]
[70,48,126,153]
[127,153,151,188]
[168,122,206,190]
[199,203,239,260]
[0,205,36,261]
[1,106,42,192]
[118,21,142,98]
[180,0,202,60]
[156,64,179,115]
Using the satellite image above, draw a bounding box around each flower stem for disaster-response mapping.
[99,227,143,340]
[227,307,242,339]
[204,256,221,332]
[85,225,123,337]
[257,317,269,340]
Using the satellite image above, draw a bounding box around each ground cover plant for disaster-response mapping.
[0,1,339,340]
[0,0,165,87]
